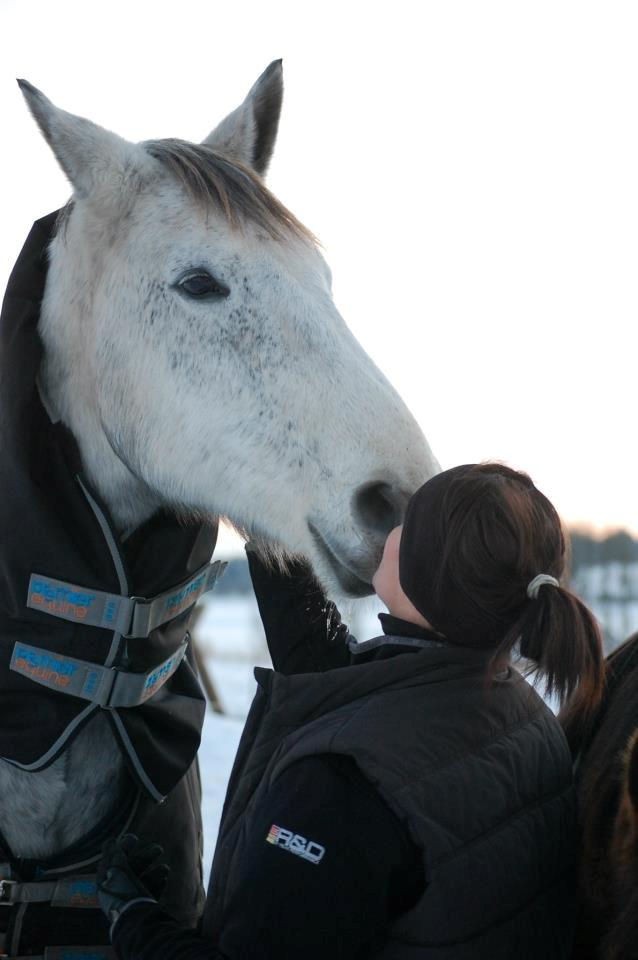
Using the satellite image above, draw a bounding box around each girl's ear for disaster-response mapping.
[202,60,283,177]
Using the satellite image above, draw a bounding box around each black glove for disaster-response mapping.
[246,546,352,674]
[98,834,169,935]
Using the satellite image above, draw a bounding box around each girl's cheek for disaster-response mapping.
[373,565,391,606]
[371,565,382,597]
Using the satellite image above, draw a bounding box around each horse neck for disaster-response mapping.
[0,271,151,861]
[38,290,162,535]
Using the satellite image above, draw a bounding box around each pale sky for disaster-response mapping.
[2,0,637,548]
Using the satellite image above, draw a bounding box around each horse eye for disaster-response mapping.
[175,271,230,300]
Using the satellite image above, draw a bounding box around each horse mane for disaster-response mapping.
[145,139,315,243]
[562,631,638,755]
[54,201,74,239]
[573,632,638,956]
[52,140,317,247]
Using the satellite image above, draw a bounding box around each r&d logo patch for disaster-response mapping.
[266,824,325,865]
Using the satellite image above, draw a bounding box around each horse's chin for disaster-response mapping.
[236,519,376,599]
[307,522,376,599]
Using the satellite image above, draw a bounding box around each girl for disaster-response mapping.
[98,462,605,959]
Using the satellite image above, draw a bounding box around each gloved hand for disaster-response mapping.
[246,546,352,674]
[98,833,169,936]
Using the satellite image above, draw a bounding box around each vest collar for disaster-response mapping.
[378,611,443,642]
[348,632,446,658]
[255,641,494,728]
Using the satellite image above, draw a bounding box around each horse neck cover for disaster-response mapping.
[0,211,218,801]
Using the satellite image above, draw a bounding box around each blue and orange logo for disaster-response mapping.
[14,646,77,690]
[164,573,206,616]
[30,579,95,622]
[66,879,98,908]
[143,650,182,699]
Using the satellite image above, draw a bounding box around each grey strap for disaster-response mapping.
[26,560,226,638]
[15,950,116,960]
[10,640,189,708]
[129,560,226,636]
[0,875,98,908]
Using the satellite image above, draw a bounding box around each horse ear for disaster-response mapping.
[17,79,141,201]
[202,60,283,177]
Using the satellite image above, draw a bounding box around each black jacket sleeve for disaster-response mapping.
[246,548,352,674]
[112,755,423,960]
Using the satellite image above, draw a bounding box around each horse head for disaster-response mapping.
[19,63,438,595]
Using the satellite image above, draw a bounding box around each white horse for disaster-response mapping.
[3,62,437,862]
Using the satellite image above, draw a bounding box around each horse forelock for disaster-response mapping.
[142,139,316,245]
[52,141,317,250]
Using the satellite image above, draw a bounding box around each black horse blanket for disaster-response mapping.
[0,210,218,801]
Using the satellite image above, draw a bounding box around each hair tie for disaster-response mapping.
[527,574,559,599]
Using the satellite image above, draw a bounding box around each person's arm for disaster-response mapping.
[113,902,219,960]
[246,547,352,674]
[107,755,423,960]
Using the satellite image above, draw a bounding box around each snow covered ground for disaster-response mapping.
[200,711,243,878]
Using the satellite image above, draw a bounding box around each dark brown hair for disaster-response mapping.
[144,139,316,243]
[438,463,605,726]
[54,140,317,246]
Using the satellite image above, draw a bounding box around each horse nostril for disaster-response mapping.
[352,481,408,538]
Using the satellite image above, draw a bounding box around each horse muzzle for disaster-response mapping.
[307,522,377,598]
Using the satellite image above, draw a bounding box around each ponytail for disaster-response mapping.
[495,581,606,747]
[409,462,608,750]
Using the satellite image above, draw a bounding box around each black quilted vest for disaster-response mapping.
[204,641,577,958]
